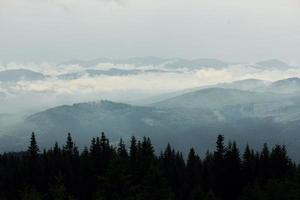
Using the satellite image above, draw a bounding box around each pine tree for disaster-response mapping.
[130,136,137,161]
[64,133,75,156]
[90,137,96,156]
[186,148,203,200]
[117,138,128,159]
[100,132,109,154]
[224,141,241,200]
[141,137,154,161]
[214,135,225,162]
[242,144,256,184]
[53,142,61,155]
[28,132,39,160]
[213,135,226,199]
[260,143,270,179]
[270,145,290,178]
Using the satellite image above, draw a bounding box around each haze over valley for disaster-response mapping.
[1,58,300,160]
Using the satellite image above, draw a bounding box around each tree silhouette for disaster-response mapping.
[28,132,39,160]
[0,132,298,200]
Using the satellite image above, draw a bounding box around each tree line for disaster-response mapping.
[0,132,299,200]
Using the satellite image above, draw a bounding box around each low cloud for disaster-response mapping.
[1,61,300,114]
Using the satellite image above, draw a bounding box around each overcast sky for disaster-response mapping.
[0,0,299,63]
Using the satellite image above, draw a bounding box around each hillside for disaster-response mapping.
[0,69,46,82]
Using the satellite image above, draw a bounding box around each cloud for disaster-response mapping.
[1,61,300,114]
[2,62,300,95]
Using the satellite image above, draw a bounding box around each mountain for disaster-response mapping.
[136,79,269,105]
[58,68,177,80]
[151,88,279,109]
[58,68,140,80]
[60,57,229,70]
[193,78,300,95]
[60,57,169,68]
[256,59,294,70]
[268,77,300,93]
[164,58,228,69]
[8,100,219,152]
[0,69,46,82]
[4,77,300,160]
[213,79,270,91]
[86,68,137,76]
[2,87,300,160]
[140,78,298,105]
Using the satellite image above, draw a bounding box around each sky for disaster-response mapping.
[0,0,299,63]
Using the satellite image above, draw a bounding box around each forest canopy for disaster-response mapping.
[0,132,299,200]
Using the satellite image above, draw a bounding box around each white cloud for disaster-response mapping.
[1,61,300,114]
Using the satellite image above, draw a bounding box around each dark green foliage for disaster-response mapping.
[28,132,39,160]
[0,133,298,200]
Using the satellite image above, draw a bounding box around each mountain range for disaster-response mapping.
[0,58,297,83]
[0,69,46,82]
[2,77,300,161]
[59,57,230,69]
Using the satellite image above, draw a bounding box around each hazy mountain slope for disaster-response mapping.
[3,84,300,160]
[19,102,191,142]
[140,77,298,106]
[0,69,46,82]
[6,100,299,159]
[163,58,228,69]
[60,57,229,69]
[256,59,294,70]
[135,79,270,105]
[151,88,280,109]
[214,79,270,91]
[268,77,300,93]
[60,57,169,68]
[58,68,177,80]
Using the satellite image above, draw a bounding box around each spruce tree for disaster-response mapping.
[214,135,225,161]
[28,132,39,160]
[213,135,226,199]
[117,138,128,158]
[64,133,74,156]
[186,148,203,199]
[130,136,137,161]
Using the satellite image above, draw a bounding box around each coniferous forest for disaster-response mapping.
[0,132,299,200]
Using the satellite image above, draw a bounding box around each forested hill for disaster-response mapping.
[0,132,299,200]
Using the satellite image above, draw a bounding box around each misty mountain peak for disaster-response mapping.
[0,68,46,82]
[256,59,292,70]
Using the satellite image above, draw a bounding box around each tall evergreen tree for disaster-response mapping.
[130,136,137,161]
[213,135,226,199]
[242,144,256,185]
[64,133,75,156]
[260,143,270,179]
[186,148,203,200]
[214,135,225,162]
[28,132,39,160]
[117,138,128,159]
[224,141,241,200]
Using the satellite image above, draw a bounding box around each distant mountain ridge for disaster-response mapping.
[60,57,298,71]
[60,57,229,69]
[151,88,280,109]
[57,68,178,80]
[256,59,295,70]
[3,79,300,161]
[0,69,46,82]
